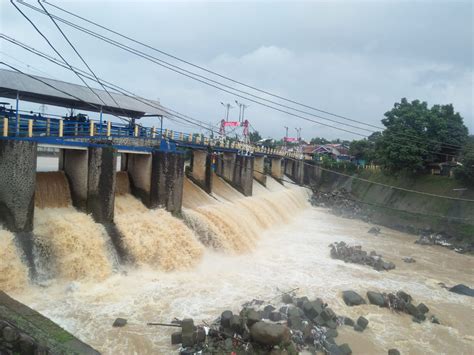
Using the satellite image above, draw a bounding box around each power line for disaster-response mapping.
[10,0,110,109]
[36,0,127,117]
[40,0,468,151]
[17,0,468,156]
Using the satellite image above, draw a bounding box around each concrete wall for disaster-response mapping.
[59,149,88,210]
[253,156,266,186]
[86,147,117,223]
[0,140,37,233]
[188,150,213,194]
[0,291,99,354]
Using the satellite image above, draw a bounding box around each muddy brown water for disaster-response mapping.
[0,175,472,354]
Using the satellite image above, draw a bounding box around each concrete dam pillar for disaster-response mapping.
[0,140,37,232]
[87,147,117,223]
[222,152,236,182]
[293,160,305,185]
[60,146,117,223]
[233,155,254,196]
[253,155,266,186]
[154,151,185,214]
[189,150,213,194]
[270,157,283,181]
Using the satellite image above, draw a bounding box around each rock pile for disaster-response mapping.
[310,189,363,219]
[169,293,356,354]
[341,290,440,325]
[415,232,474,254]
[329,241,396,271]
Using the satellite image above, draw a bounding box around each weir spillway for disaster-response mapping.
[0,138,313,288]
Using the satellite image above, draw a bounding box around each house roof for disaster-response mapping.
[0,69,166,117]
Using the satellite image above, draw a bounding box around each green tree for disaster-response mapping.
[455,136,474,185]
[376,98,468,173]
[310,137,329,145]
[249,130,262,143]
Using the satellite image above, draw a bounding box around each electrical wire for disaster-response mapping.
[16,0,468,156]
[39,0,469,151]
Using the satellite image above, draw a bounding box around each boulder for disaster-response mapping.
[263,305,276,319]
[112,318,127,327]
[449,284,474,297]
[269,311,283,322]
[339,343,352,354]
[250,321,290,346]
[417,303,429,314]
[382,261,396,271]
[388,349,400,355]
[287,315,304,331]
[302,300,323,318]
[343,317,355,326]
[295,296,309,308]
[402,257,416,263]
[229,315,243,334]
[405,303,420,318]
[18,334,36,354]
[241,308,261,327]
[368,227,380,235]
[431,315,440,324]
[320,308,336,321]
[367,291,385,307]
[326,328,338,338]
[342,291,366,306]
[221,310,233,328]
[2,326,19,343]
[356,316,369,330]
[353,324,364,332]
[396,291,412,304]
[171,331,182,345]
[282,294,294,304]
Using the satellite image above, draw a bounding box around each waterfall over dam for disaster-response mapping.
[0,169,309,289]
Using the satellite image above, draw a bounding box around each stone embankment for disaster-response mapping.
[311,189,474,254]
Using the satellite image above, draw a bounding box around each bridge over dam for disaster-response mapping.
[0,68,317,281]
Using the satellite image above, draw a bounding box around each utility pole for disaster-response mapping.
[284,126,289,150]
[220,102,233,121]
[235,100,249,122]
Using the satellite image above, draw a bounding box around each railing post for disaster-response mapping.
[2,118,8,137]
[169,130,174,139]
[90,121,95,137]
[28,119,33,137]
[46,118,50,136]
[179,132,183,141]
[59,119,64,137]
[74,123,78,136]
[107,121,111,137]
[134,125,138,137]
[152,126,156,138]
[164,128,168,138]
[188,134,193,142]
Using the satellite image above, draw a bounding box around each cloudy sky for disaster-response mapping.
[1,0,472,141]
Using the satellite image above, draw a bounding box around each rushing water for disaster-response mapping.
[1,171,473,354]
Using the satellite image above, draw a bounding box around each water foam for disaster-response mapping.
[0,227,29,292]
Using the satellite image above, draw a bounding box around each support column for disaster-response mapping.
[153,151,185,214]
[293,159,305,185]
[270,157,283,180]
[0,140,37,232]
[60,149,88,211]
[86,146,117,223]
[232,155,254,196]
[222,152,236,182]
[188,150,213,194]
[253,155,266,186]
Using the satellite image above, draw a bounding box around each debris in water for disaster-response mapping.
[368,226,381,235]
[402,257,416,263]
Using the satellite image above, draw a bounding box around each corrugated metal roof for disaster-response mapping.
[0,69,166,117]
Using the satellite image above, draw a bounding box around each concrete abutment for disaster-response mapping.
[188,150,213,194]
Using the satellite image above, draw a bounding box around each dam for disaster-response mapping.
[1,71,473,355]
